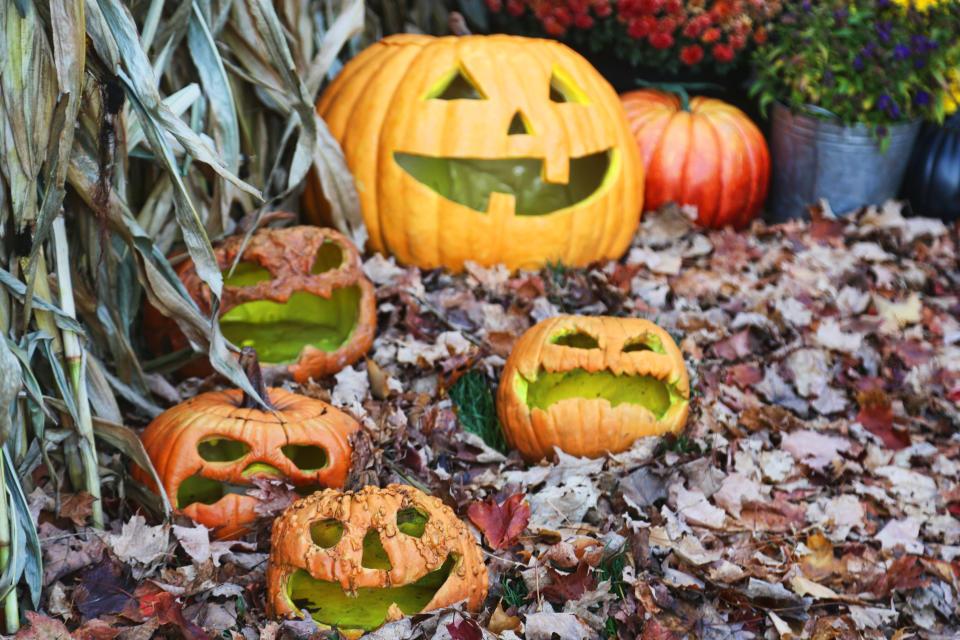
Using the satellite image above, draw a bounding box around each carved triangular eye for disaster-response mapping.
[426,68,486,100]
[549,68,588,104]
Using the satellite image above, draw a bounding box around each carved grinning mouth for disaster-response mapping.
[394,150,615,216]
[516,368,679,418]
[218,240,360,365]
[286,554,457,633]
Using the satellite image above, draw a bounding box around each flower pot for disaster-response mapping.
[899,114,960,223]
[767,103,921,222]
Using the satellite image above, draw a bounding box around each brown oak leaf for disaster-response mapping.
[466,493,529,550]
[856,389,909,450]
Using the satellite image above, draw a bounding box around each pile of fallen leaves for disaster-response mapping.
[26,201,960,640]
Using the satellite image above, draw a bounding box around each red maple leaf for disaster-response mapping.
[446,616,483,640]
[466,493,529,550]
[541,560,596,604]
[152,592,211,640]
[856,390,909,450]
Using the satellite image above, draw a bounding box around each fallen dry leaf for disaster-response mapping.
[467,493,530,550]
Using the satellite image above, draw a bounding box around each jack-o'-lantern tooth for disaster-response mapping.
[498,315,690,462]
[266,485,487,638]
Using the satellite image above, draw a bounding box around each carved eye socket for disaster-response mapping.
[223,262,271,287]
[549,68,588,104]
[624,335,664,353]
[311,518,344,548]
[396,507,429,538]
[281,445,328,471]
[425,68,486,100]
[550,331,599,349]
[311,239,344,274]
[197,438,249,462]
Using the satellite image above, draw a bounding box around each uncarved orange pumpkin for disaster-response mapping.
[620,89,770,229]
[267,484,488,638]
[497,315,690,462]
[133,350,359,539]
[305,34,644,272]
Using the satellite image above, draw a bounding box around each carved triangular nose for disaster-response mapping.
[361,529,392,570]
[507,110,531,135]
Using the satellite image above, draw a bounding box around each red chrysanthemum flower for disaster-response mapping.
[649,31,675,49]
[729,34,747,50]
[486,0,503,13]
[627,15,657,38]
[506,0,524,15]
[542,15,566,35]
[574,11,594,28]
[594,0,612,17]
[701,27,722,43]
[712,43,735,62]
[680,44,704,65]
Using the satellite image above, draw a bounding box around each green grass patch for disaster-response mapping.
[448,370,507,453]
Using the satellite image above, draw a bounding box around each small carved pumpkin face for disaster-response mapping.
[145,225,375,382]
[267,485,488,638]
[307,34,644,271]
[497,315,690,462]
[133,387,359,539]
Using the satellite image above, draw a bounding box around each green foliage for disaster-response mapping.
[499,572,529,609]
[750,0,960,135]
[594,543,630,600]
[448,370,507,453]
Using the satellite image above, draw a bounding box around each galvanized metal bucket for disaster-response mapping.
[767,103,921,222]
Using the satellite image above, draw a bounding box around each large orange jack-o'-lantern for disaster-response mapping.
[497,315,690,462]
[304,34,644,272]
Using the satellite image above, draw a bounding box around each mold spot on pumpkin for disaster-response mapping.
[393,149,614,217]
[286,554,459,633]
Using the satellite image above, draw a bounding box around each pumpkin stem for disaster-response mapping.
[239,346,275,410]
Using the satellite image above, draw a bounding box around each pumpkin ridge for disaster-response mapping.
[714,109,761,229]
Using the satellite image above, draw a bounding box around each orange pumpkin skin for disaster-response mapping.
[133,387,358,539]
[266,485,488,638]
[144,225,375,382]
[305,34,644,272]
[620,89,770,229]
[497,315,690,462]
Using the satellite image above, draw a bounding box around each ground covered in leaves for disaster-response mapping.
[25,203,960,640]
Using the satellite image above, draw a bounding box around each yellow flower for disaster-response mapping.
[890,0,956,8]
[945,68,960,115]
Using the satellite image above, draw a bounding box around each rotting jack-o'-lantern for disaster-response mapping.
[266,485,488,638]
[133,348,359,539]
[143,225,376,382]
[304,34,644,272]
[497,315,690,462]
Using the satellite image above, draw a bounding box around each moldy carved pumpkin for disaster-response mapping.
[144,225,375,382]
[304,34,644,272]
[132,349,359,539]
[267,484,488,638]
[497,315,690,462]
[621,89,770,229]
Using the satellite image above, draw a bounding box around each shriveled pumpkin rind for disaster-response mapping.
[621,89,769,230]
[267,485,488,636]
[497,315,690,462]
[144,225,375,382]
[306,34,644,272]
[133,387,359,539]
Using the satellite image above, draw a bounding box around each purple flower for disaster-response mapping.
[802,0,811,9]
[914,58,926,69]
[878,94,900,118]
[914,91,930,106]
[893,45,910,60]
[853,55,864,71]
